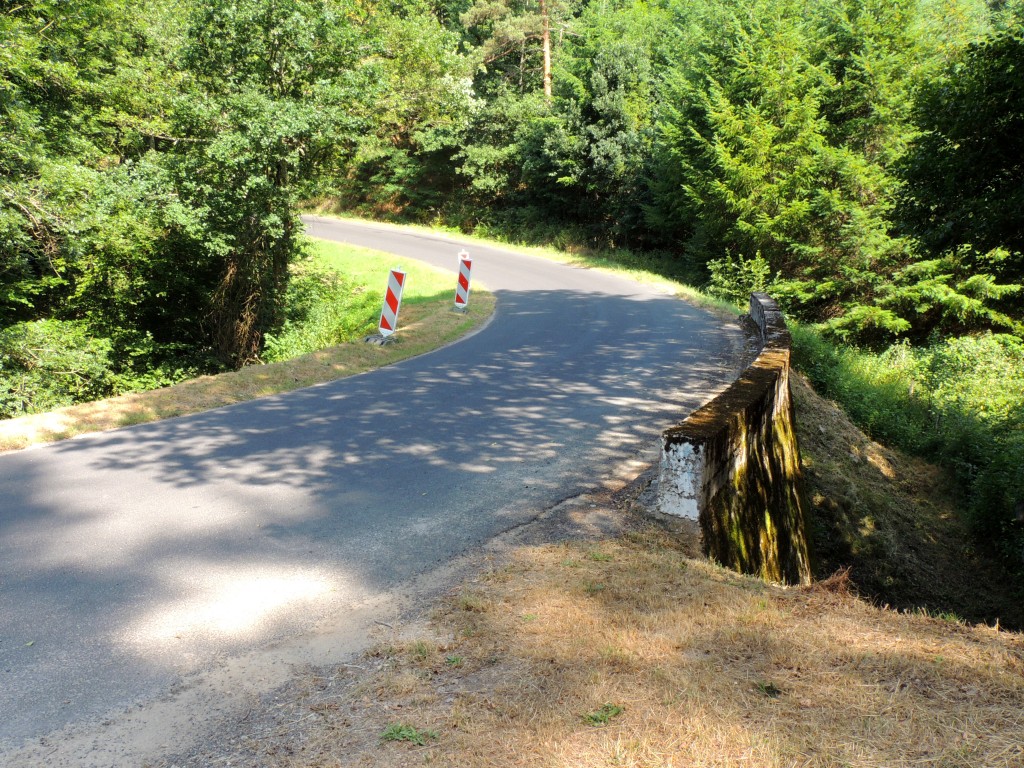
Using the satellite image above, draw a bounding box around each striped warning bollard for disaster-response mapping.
[454,250,472,311]
[378,267,406,337]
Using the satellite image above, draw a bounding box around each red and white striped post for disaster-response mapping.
[378,268,406,337]
[454,250,472,311]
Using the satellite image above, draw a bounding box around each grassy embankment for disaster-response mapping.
[0,238,495,452]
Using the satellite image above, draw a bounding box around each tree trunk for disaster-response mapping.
[540,0,552,101]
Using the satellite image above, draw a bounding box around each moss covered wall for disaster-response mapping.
[657,294,811,585]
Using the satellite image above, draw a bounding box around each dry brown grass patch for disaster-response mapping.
[269,518,1024,767]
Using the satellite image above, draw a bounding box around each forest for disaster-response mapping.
[1,0,1022,567]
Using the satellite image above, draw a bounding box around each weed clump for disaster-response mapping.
[379,723,438,746]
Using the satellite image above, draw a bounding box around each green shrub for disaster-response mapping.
[917,334,1024,564]
[705,252,778,307]
[262,261,379,362]
[0,320,116,418]
[106,331,211,395]
[790,327,932,453]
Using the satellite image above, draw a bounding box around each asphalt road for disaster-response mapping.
[0,217,744,763]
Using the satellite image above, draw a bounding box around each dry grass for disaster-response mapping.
[233,522,1023,768]
[0,281,495,453]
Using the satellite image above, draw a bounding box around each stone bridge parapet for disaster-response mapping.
[658,293,811,585]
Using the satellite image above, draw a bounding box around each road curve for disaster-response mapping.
[0,217,744,764]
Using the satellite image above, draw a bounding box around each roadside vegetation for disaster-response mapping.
[0,239,494,451]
